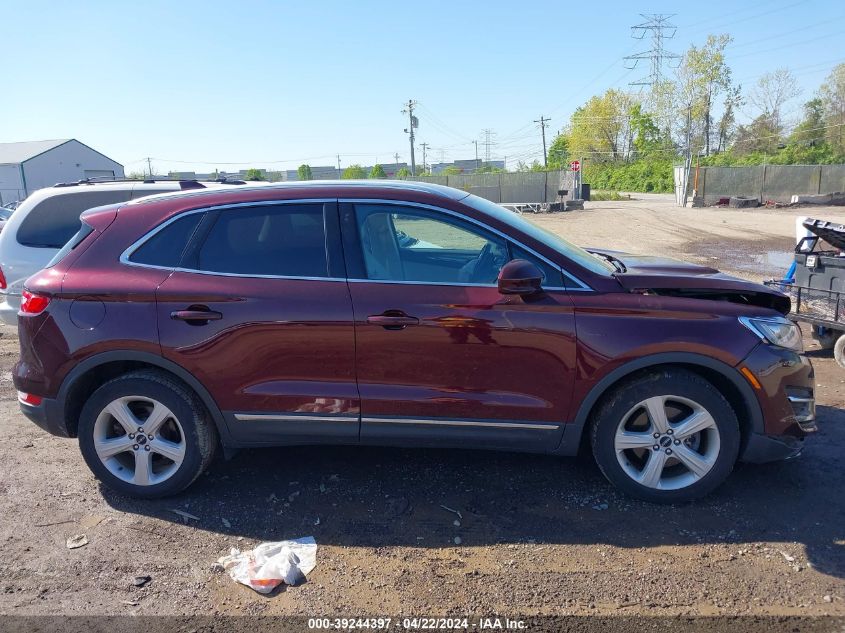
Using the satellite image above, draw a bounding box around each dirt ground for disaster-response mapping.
[1,193,844,623]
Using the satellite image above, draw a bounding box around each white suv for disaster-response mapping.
[0,179,239,326]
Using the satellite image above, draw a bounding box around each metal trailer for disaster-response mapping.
[765,217,845,368]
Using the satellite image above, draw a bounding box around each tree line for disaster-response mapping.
[539,36,845,192]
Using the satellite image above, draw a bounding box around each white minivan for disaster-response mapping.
[0,179,236,325]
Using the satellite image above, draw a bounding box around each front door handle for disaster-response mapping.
[367,312,420,330]
[171,308,223,323]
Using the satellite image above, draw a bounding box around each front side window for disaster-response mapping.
[354,204,509,284]
[191,204,328,277]
[17,189,134,248]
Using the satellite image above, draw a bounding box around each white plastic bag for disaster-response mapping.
[218,536,317,594]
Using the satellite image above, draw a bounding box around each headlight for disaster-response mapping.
[739,316,803,352]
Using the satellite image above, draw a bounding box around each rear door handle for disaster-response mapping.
[367,313,420,330]
[171,309,223,323]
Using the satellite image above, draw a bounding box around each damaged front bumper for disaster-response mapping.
[738,342,816,463]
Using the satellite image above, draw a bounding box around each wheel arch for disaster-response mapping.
[555,352,763,457]
[57,351,231,444]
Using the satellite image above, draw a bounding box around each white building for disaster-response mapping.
[0,139,124,204]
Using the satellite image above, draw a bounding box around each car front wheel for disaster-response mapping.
[78,370,216,498]
[591,369,740,503]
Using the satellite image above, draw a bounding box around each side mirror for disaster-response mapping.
[497,259,543,296]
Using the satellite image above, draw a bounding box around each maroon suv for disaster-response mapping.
[14,182,816,502]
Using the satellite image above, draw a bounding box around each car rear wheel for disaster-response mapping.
[591,369,740,503]
[78,370,216,498]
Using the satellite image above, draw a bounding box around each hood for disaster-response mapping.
[588,249,791,314]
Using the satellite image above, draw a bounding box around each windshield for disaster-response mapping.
[462,194,615,276]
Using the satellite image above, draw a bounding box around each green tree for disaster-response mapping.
[297,164,313,180]
[568,89,635,161]
[716,85,742,154]
[628,104,668,158]
[748,68,800,135]
[820,63,845,153]
[547,133,570,168]
[676,34,734,155]
[475,163,505,173]
[442,165,462,175]
[732,115,781,156]
[789,98,827,147]
[342,164,366,179]
[244,168,265,181]
[369,164,386,179]
[395,167,411,178]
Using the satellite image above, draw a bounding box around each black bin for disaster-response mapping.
[581,184,590,201]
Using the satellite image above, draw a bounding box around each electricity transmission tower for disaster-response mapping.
[623,14,680,89]
[481,129,496,163]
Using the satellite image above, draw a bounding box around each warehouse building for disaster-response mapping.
[0,139,124,204]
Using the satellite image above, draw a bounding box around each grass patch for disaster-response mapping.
[588,190,632,202]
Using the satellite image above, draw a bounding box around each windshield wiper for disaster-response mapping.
[590,251,627,273]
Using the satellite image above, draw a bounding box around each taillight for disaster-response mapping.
[0,267,6,290]
[20,289,50,315]
[18,391,43,406]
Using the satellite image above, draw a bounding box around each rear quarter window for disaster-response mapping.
[17,189,134,248]
[128,213,204,268]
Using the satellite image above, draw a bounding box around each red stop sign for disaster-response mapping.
[570,160,581,172]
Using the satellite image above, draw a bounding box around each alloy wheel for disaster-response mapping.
[613,395,721,491]
[92,396,186,486]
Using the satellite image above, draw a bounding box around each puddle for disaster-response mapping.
[692,240,795,279]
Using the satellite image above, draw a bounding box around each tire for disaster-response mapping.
[834,334,845,370]
[78,370,217,498]
[812,326,840,350]
[590,369,740,503]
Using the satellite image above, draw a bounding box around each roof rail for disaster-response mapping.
[53,176,249,189]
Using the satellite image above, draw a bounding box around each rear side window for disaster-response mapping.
[17,190,133,248]
[191,204,328,277]
[129,213,204,267]
[45,223,95,268]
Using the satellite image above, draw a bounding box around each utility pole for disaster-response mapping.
[402,100,418,175]
[394,152,401,167]
[534,116,550,167]
[145,157,154,179]
[472,140,479,172]
[336,155,341,177]
[420,142,429,174]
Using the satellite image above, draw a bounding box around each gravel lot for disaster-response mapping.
[1,194,843,622]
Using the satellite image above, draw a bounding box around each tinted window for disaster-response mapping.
[17,189,133,248]
[511,245,566,288]
[46,223,95,268]
[355,204,508,284]
[130,213,203,267]
[193,204,328,277]
[462,194,614,278]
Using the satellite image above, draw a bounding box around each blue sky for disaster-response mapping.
[4,0,844,173]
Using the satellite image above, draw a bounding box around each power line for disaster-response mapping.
[624,14,680,88]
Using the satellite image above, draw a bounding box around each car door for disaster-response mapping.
[154,200,360,446]
[341,200,578,452]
